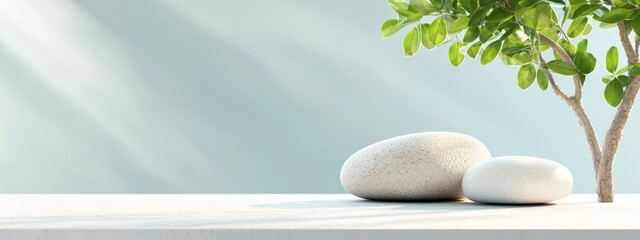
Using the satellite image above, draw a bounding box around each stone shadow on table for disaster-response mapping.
[253,198,552,212]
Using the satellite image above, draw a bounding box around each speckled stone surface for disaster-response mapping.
[340,132,491,201]
[462,156,573,204]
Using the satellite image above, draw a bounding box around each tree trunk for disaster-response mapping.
[568,99,602,178]
[588,23,640,203]
[539,24,640,203]
[596,165,614,202]
[596,74,640,202]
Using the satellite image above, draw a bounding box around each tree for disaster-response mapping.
[381,0,640,202]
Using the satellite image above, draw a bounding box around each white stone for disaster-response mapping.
[340,132,491,201]
[462,156,573,204]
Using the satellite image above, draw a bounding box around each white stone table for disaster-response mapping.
[0,194,638,240]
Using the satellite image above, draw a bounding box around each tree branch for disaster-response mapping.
[502,0,512,8]
[537,33,583,100]
[597,24,640,201]
[617,22,638,65]
[539,55,602,174]
[539,56,571,102]
[602,78,640,154]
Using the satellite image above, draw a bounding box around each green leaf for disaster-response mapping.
[427,17,447,46]
[381,19,402,38]
[630,64,640,76]
[604,78,624,107]
[409,0,430,10]
[478,0,494,8]
[602,75,616,84]
[616,65,634,75]
[633,15,640,36]
[449,42,465,66]
[505,52,533,65]
[573,52,597,74]
[448,16,470,33]
[515,4,525,20]
[479,27,495,42]
[420,24,436,49]
[469,7,491,27]
[518,64,536,90]
[539,27,560,40]
[405,12,425,22]
[430,0,443,8]
[481,40,502,65]
[522,2,552,30]
[388,1,415,17]
[559,39,576,56]
[576,39,588,53]
[571,4,602,19]
[599,22,619,29]
[629,20,637,35]
[547,0,566,5]
[467,41,482,58]
[403,27,421,56]
[579,73,586,85]
[505,28,528,45]
[612,0,629,7]
[519,0,543,8]
[460,0,478,14]
[463,27,480,43]
[567,17,588,38]
[606,46,618,73]
[595,8,634,24]
[579,24,592,37]
[547,60,578,75]
[485,8,514,23]
[618,75,632,86]
[537,69,549,91]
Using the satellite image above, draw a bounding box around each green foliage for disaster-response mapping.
[381,0,640,107]
[567,17,588,38]
[537,69,549,91]
[606,47,619,73]
[612,0,629,8]
[547,60,578,75]
[518,64,536,89]
[427,17,447,46]
[571,4,602,19]
[463,27,480,43]
[403,26,421,56]
[420,23,435,49]
[573,52,597,74]
[448,16,470,33]
[481,40,502,65]
[469,7,490,27]
[460,0,478,13]
[605,78,624,107]
[595,9,634,24]
[449,42,465,66]
[467,41,482,58]
[576,39,588,53]
[381,19,403,38]
[522,2,553,30]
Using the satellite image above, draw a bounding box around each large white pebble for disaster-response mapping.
[340,132,491,201]
[462,156,573,204]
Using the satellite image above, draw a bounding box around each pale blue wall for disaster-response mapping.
[0,0,638,193]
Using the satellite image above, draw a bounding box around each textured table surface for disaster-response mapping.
[0,194,638,240]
